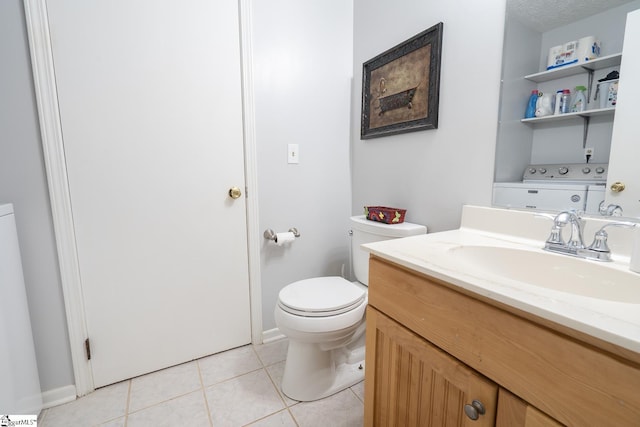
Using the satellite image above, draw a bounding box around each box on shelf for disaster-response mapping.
[364,206,406,224]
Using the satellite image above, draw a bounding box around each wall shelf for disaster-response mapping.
[524,53,622,83]
[520,107,616,125]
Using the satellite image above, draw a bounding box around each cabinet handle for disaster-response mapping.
[464,399,486,421]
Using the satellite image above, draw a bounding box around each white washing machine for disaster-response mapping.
[585,184,607,215]
[493,163,608,213]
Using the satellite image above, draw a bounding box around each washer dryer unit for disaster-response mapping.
[493,163,607,214]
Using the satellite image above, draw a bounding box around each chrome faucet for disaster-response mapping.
[542,210,637,262]
[543,210,585,254]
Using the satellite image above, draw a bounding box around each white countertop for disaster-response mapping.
[363,206,640,354]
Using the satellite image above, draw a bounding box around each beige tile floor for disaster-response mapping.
[38,339,365,427]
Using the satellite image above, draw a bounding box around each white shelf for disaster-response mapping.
[524,53,622,83]
[521,107,616,124]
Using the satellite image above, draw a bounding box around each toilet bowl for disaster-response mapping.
[274,216,427,401]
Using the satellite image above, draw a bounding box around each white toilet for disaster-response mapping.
[274,215,426,401]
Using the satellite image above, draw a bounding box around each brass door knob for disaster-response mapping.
[610,182,626,193]
[228,187,242,199]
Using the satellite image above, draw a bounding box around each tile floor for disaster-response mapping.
[38,339,365,427]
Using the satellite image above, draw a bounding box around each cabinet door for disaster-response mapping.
[364,307,498,426]
[497,388,563,427]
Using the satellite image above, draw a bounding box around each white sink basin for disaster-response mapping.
[447,245,640,303]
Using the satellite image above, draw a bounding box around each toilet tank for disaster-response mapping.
[350,215,426,286]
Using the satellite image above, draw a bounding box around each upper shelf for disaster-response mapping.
[524,53,622,83]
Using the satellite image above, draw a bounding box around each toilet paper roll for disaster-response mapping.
[577,36,600,63]
[275,232,296,246]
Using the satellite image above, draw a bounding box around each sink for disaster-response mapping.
[447,245,640,303]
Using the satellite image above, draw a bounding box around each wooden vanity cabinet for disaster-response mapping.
[364,256,640,426]
[364,307,498,426]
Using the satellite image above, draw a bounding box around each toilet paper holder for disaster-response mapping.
[264,228,300,242]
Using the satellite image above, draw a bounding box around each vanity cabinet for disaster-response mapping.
[364,256,640,426]
[364,307,498,426]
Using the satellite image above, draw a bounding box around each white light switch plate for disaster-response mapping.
[288,144,299,164]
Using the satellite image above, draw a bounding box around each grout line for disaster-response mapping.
[250,343,266,367]
[123,379,132,426]
[196,359,214,427]
[287,406,301,427]
[349,382,365,404]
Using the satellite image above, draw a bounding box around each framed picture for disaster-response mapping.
[361,23,443,139]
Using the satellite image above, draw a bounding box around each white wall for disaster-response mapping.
[352,0,506,232]
[0,0,75,395]
[252,0,354,331]
[494,16,540,183]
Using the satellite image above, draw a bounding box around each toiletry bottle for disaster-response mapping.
[571,85,587,112]
[525,90,539,118]
[554,90,563,115]
[560,89,571,113]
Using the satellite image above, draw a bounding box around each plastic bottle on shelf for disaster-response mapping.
[570,85,587,112]
[524,90,539,118]
[554,90,563,115]
[560,89,571,114]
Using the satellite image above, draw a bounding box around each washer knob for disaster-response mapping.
[528,168,537,174]
[582,167,591,174]
[596,167,605,174]
[538,168,547,174]
[558,167,569,175]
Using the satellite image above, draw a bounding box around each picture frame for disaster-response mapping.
[361,23,443,139]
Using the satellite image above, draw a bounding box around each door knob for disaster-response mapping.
[610,182,626,193]
[228,187,242,199]
[464,399,486,421]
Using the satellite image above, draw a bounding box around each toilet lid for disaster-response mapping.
[278,277,366,317]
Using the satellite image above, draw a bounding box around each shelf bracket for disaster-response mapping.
[586,69,595,102]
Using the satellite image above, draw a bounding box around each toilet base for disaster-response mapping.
[280,334,365,402]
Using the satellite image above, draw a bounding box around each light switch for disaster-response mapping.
[288,144,299,164]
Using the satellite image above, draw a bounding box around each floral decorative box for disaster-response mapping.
[364,206,406,224]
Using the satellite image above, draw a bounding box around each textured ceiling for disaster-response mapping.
[507,0,636,32]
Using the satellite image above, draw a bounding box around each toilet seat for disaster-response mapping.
[278,277,366,317]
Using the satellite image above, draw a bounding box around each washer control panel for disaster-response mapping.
[523,163,607,182]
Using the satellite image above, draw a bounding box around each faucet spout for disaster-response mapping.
[546,210,585,251]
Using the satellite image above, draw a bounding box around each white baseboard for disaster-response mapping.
[262,327,286,344]
[41,384,76,409]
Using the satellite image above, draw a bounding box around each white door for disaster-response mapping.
[47,0,251,387]
[607,9,640,217]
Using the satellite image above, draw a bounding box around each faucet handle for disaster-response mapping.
[599,202,623,217]
[547,224,565,246]
[587,221,637,253]
[535,213,565,246]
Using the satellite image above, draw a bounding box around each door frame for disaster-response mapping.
[23,0,262,397]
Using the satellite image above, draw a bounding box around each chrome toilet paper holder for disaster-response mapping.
[264,228,300,242]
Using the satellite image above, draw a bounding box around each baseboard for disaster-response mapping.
[41,384,76,409]
[262,327,286,344]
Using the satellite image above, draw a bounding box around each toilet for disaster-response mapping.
[274,215,427,401]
